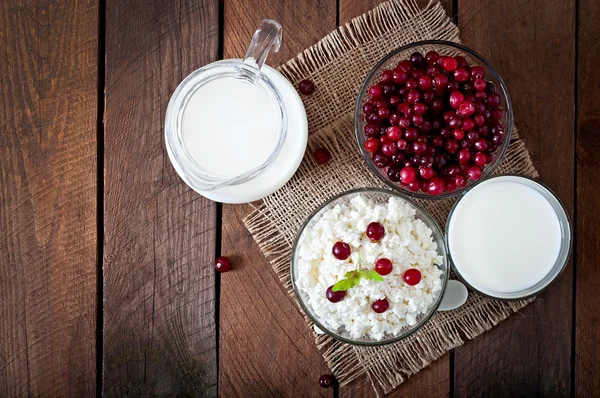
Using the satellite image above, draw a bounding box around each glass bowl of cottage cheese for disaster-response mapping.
[291,188,448,345]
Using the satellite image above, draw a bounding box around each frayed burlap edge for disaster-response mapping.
[243,0,540,395]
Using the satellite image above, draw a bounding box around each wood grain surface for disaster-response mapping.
[576,0,600,396]
[102,0,219,395]
[0,0,98,396]
[219,1,337,396]
[455,0,576,396]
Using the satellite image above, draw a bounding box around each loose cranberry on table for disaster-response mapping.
[332,241,351,260]
[372,298,390,313]
[326,285,345,303]
[298,79,315,95]
[214,256,232,272]
[362,51,505,195]
[313,147,331,165]
[375,258,393,275]
[366,222,385,241]
[403,268,422,286]
[319,374,336,388]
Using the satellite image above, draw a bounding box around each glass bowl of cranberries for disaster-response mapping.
[355,40,513,198]
[290,188,449,346]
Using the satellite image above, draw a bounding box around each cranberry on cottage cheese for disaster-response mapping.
[295,195,443,340]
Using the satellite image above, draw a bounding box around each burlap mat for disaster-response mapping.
[244,0,538,394]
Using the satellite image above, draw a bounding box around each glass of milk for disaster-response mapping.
[446,175,572,300]
[165,20,308,203]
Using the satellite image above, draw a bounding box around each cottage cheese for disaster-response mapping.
[295,194,444,340]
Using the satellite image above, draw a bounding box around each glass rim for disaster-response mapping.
[290,187,450,346]
[354,40,514,200]
[445,174,573,301]
[165,59,288,191]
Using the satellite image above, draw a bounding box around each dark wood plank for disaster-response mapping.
[575,0,600,395]
[219,1,337,396]
[337,1,452,396]
[0,0,98,396]
[454,0,575,396]
[103,0,219,395]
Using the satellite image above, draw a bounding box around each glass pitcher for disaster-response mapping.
[165,20,287,192]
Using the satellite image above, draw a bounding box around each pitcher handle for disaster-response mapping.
[241,19,282,77]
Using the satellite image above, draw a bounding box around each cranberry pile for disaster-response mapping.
[361,51,505,195]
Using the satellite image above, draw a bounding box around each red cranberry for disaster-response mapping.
[473,152,488,167]
[408,180,421,192]
[455,56,467,67]
[373,99,387,108]
[433,73,449,88]
[413,103,427,115]
[411,114,424,126]
[448,117,462,129]
[434,153,450,168]
[326,286,346,303]
[422,90,435,103]
[440,127,452,138]
[467,166,482,181]
[391,152,406,164]
[413,141,428,155]
[474,139,489,152]
[387,166,402,182]
[447,164,461,176]
[406,90,421,104]
[473,114,486,127]
[365,113,382,125]
[420,120,433,133]
[486,153,494,163]
[393,70,408,84]
[457,148,471,164]
[474,100,486,114]
[403,268,422,285]
[430,135,444,147]
[460,139,472,149]
[375,258,393,275]
[364,138,380,153]
[372,152,389,168]
[419,166,435,179]
[381,70,394,83]
[474,90,487,100]
[366,222,385,241]
[410,51,425,66]
[400,166,417,184]
[332,241,351,260]
[363,102,376,115]
[462,118,475,131]
[455,174,467,187]
[454,67,470,82]
[382,83,396,96]
[416,135,428,142]
[426,64,442,76]
[215,256,232,272]
[298,79,316,95]
[467,131,480,142]
[427,177,445,195]
[474,78,486,91]
[364,124,379,137]
[382,141,398,156]
[491,108,503,121]
[431,98,445,113]
[386,126,402,141]
[372,298,390,313]
[404,127,418,141]
[389,95,402,107]
[449,91,465,109]
[492,132,505,145]
[396,139,408,150]
[444,138,460,154]
[470,66,485,80]
[404,78,417,90]
[416,75,432,91]
[313,148,331,165]
[458,101,475,117]
[426,50,440,64]
[377,107,390,119]
[319,374,335,388]
[441,57,458,72]
[447,80,460,92]
[389,113,401,125]
[446,180,457,192]
[397,116,411,128]
[453,128,465,140]
[369,85,383,99]
[397,103,412,116]
[462,81,474,92]
[486,92,501,107]
[396,60,413,73]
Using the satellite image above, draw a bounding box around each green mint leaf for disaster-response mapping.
[364,270,384,282]
[332,278,352,292]
[333,271,364,292]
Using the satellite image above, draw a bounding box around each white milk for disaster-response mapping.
[448,178,562,295]
[181,76,279,177]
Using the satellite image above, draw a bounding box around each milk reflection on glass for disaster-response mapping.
[447,176,571,299]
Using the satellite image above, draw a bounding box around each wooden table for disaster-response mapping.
[1,0,598,396]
